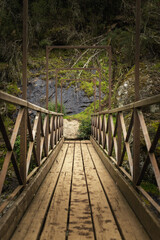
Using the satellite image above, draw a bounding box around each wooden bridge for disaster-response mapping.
[6,141,151,240]
[0,91,160,240]
[0,0,160,239]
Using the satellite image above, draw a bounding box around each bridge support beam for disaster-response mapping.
[133,0,141,184]
[108,47,112,155]
[20,0,28,184]
[46,47,49,110]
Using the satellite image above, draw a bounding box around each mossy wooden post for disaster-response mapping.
[133,0,141,184]
[20,0,28,185]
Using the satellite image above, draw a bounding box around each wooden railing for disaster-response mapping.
[0,91,63,201]
[91,94,160,211]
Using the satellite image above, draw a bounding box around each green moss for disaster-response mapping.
[141,181,160,197]
[80,81,94,97]
[6,82,21,96]
[27,49,110,103]
[151,62,160,72]
[101,81,108,94]
[3,116,13,133]
[7,103,16,114]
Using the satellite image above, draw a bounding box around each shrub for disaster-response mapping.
[78,118,91,140]
[48,101,65,114]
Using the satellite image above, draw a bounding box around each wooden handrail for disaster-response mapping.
[0,91,64,200]
[0,91,63,116]
[91,94,160,116]
[91,95,160,212]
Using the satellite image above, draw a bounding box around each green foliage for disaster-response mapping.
[80,81,94,97]
[65,100,101,121]
[141,181,160,197]
[48,101,65,114]
[6,82,21,96]
[39,39,52,48]
[6,104,16,115]
[3,116,13,133]
[78,118,91,140]
[151,62,160,73]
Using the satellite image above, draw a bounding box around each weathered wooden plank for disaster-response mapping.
[81,140,91,144]
[40,144,74,240]
[0,90,27,107]
[81,143,122,240]
[88,143,150,240]
[11,143,68,240]
[68,143,94,239]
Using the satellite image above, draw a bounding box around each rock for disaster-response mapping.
[25,77,101,115]
[115,62,160,108]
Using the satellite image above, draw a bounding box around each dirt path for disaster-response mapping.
[63,119,80,139]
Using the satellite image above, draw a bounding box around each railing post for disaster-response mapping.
[55,115,58,144]
[102,114,107,150]
[95,116,98,141]
[20,0,28,185]
[61,116,63,137]
[58,116,60,141]
[117,112,122,166]
[108,46,112,109]
[98,115,101,144]
[61,81,63,113]
[99,69,101,112]
[108,114,112,156]
[91,116,94,138]
[46,47,49,110]
[45,47,49,156]
[94,79,96,113]
[36,112,41,165]
[93,116,95,138]
[55,69,58,112]
[108,47,112,155]
[133,0,141,184]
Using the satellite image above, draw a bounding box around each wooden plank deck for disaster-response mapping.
[11,141,149,240]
